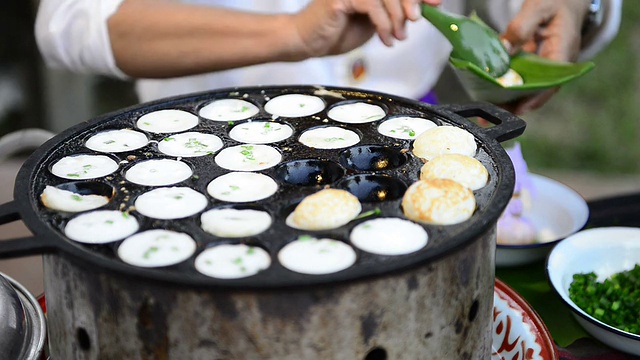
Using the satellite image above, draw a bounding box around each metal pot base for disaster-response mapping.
[44,228,495,360]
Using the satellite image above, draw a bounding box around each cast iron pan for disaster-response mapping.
[0,85,525,289]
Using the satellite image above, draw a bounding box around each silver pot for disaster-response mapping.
[0,272,46,360]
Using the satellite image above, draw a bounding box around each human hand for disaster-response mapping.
[498,0,591,114]
[291,0,441,60]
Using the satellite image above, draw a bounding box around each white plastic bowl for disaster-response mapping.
[496,174,589,267]
[547,227,640,356]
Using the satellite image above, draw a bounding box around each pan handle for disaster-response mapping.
[0,201,56,259]
[435,102,526,143]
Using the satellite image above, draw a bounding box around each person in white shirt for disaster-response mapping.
[34,0,621,114]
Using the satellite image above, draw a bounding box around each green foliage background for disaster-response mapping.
[518,2,640,174]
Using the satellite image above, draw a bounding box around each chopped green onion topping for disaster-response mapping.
[354,208,382,220]
[240,145,256,161]
[143,246,159,259]
[569,264,640,335]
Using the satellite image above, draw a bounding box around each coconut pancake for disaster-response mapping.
[50,154,119,180]
[298,126,360,149]
[40,185,110,213]
[64,210,139,244]
[229,121,293,144]
[412,126,477,161]
[278,236,357,275]
[214,144,282,171]
[206,172,278,203]
[377,116,437,140]
[419,153,489,191]
[350,217,428,255]
[199,99,259,121]
[85,129,148,153]
[327,102,385,124]
[158,132,223,157]
[286,188,361,231]
[264,94,325,117]
[134,187,208,220]
[195,244,271,279]
[136,109,198,133]
[200,208,272,238]
[118,229,197,268]
[125,159,193,186]
[401,178,476,225]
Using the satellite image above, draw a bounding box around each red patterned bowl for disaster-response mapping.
[493,278,558,360]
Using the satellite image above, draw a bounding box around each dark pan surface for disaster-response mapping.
[13,85,522,289]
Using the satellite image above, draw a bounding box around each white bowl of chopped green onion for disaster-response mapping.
[547,227,640,356]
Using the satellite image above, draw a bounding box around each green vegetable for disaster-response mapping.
[143,246,159,259]
[354,208,382,220]
[568,264,640,335]
[324,137,345,142]
[240,145,256,161]
[184,138,208,150]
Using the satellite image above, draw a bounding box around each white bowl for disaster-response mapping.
[547,227,640,356]
[496,174,589,267]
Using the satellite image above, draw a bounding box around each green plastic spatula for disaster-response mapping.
[421,4,510,78]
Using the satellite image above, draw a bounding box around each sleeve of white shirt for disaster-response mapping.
[471,0,622,61]
[34,0,129,79]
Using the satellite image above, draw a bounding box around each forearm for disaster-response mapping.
[108,0,302,78]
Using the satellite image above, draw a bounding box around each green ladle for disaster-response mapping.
[421,4,510,78]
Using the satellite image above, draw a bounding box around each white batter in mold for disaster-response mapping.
[118,229,197,268]
[134,187,208,220]
[64,210,139,244]
[298,126,360,149]
[229,121,293,144]
[200,208,272,238]
[278,236,357,275]
[195,244,271,279]
[350,217,428,255]
[327,102,385,124]
[136,109,199,134]
[214,144,282,171]
[85,129,149,153]
[158,132,223,157]
[50,154,119,180]
[199,99,259,121]
[206,172,278,203]
[377,117,437,140]
[264,94,325,118]
[125,159,193,186]
[40,186,110,212]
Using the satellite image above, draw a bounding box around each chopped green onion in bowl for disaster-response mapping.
[568,265,640,335]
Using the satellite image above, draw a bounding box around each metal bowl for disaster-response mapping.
[0,272,46,360]
[547,227,640,356]
[496,173,589,267]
